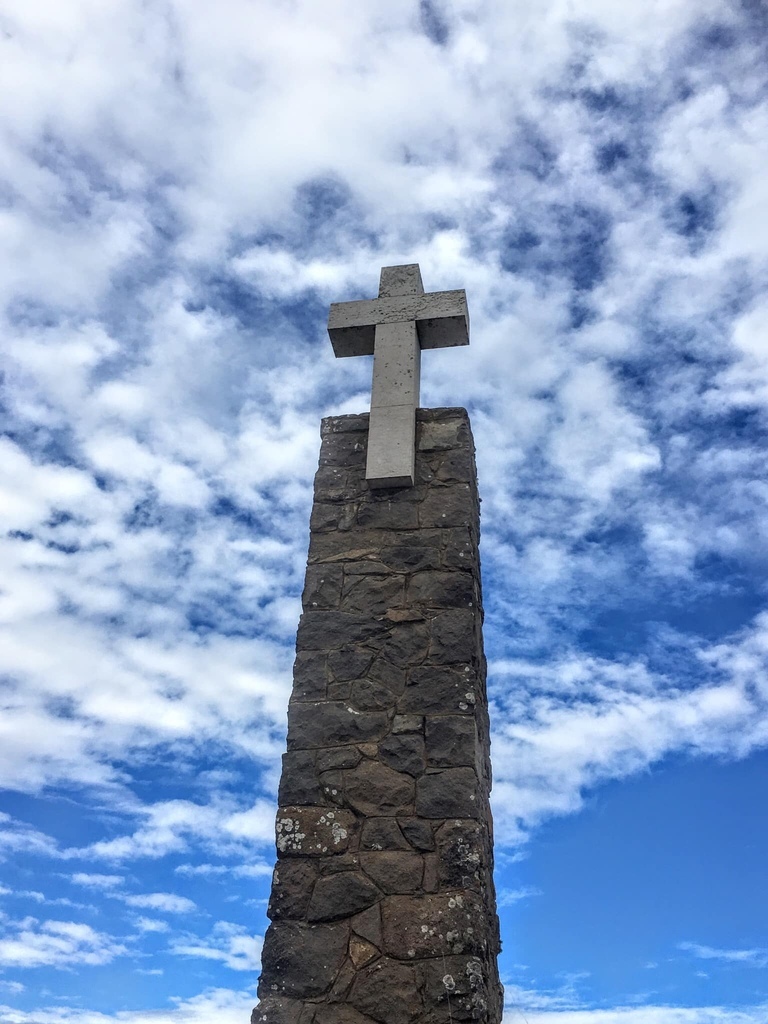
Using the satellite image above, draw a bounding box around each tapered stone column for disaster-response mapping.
[253,408,503,1024]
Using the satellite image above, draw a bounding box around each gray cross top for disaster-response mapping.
[327,264,470,487]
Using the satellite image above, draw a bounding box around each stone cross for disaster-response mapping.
[327,264,469,488]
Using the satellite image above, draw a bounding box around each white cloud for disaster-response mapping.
[498,886,543,906]
[0,918,127,969]
[679,942,768,968]
[122,893,196,915]
[132,918,170,935]
[170,921,262,973]
[70,874,124,890]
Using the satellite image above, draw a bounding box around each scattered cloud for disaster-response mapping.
[0,918,127,970]
[679,943,768,968]
[170,922,262,972]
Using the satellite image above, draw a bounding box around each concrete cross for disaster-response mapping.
[327,264,470,487]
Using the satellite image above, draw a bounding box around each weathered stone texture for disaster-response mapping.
[255,409,502,1024]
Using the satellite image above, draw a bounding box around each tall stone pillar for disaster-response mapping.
[254,408,502,1024]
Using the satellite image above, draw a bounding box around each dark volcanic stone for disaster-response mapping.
[398,817,435,852]
[419,484,474,528]
[316,746,362,771]
[251,996,305,1024]
[360,852,423,894]
[297,611,389,649]
[357,500,419,530]
[360,818,411,852]
[349,679,398,712]
[278,750,322,807]
[342,575,405,616]
[429,609,476,664]
[381,893,485,958]
[287,702,389,749]
[425,715,477,767]
[348,958,421,1024]
[378,622,430,667]
[415,768,480,819]
[258,920,348,999]
[350,902,383,949]
[343,760,416,816]
[407,570,475,609]
[275,807,356,857]
[302,563,344,609]
[437,819,486,890]
[291,651,328,702]
[328,649,374,681]
[417,955,490,1020]
[399,666,473,715]
[307,870,381,922]
[378,734,425,777]
[267,859,319,920]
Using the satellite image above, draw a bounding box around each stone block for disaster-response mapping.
[304,1008,378,1024]
[378,734,425,777]
[302,563,344,608]
[391,714,423,734]
[429,609,477,664]
[357,500,419,530]
[350,903,383,949]
[415,768,480,819]
[317,746,362,772]
[314,465,366,502]
[418,485,474,529]
[342,575,405,616]
[436,820,486,890]
[278,751,322,806]
[328,650,373,681]
[349,935,380,969]
[398,817,435,851]
[297,612,389,650]
[380,893,485,958]
[399,666,474,715]
[349,680,398,712]
[367,658,407,694]
[407,571,475,609]
[259,920,349,999]
[379,534,442,571]
[307,870,381,922]
[439,528,476,570]
[343,760,416,817]
[360,818,411,852]
[251,997,305,1024]
[377,622,429,667]
[287,702,389,749]
[417,417,464,451]
[435,447,475,483]
[417,956,491,1021]
[291,652,328,703]
[275,807,356,856]
[268,859,319,920]
[348,958,421,1024]
[425,716,477,768]
[360,852,423,893]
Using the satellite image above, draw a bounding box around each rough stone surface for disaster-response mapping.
[256,409,502,1024]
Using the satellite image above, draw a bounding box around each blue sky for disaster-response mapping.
[0,0,767,1020]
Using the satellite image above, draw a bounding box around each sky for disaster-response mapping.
[0,0,767,1020]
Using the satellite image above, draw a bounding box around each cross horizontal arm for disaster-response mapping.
[328,289,469,357]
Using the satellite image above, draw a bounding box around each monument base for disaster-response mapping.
[254,408,502,1024]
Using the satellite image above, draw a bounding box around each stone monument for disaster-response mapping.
[253,265,503,1024]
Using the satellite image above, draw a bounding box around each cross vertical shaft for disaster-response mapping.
[367,266,423,487]
[327,263,470,488]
